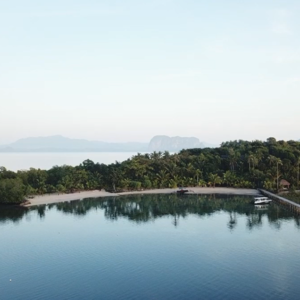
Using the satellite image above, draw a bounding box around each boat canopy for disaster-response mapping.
[254,197,269,201]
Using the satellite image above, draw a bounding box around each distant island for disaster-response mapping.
[148,135,204,151]
[0,135,211,153]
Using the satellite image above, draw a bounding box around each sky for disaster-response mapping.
[1,0,299,145]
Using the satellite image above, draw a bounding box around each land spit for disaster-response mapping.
[25,188,260,207]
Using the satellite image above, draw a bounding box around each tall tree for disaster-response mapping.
[268,155,282,190]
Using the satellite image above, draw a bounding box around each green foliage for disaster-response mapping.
[142,178,152,189]
[1,138,300,199]
[0,178,25,204]
[129,181,142,190]
[198,179,207,187]
[208,173,222,187]
[282,192,300,204]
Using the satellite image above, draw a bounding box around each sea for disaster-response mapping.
[1,194,300,300]
[0,152,142,171]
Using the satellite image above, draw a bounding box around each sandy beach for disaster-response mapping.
[25,187,260,207]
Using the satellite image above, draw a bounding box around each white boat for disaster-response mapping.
[253,197,272,205]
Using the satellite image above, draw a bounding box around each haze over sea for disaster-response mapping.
[0,152,139,171]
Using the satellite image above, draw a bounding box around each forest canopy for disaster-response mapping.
[0,138,300,204]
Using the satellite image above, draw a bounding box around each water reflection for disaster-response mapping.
[1,194,299,230]
[227,212,237,231]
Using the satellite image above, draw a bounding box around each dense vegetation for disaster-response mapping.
[0,137,300,204]
[282,192,300,205]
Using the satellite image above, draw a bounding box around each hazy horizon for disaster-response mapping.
[1,0,299,145]
[0,134,298,148]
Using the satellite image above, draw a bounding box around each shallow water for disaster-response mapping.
[1,194,300,300]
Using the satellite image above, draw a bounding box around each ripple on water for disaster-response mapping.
[1,195,300,300]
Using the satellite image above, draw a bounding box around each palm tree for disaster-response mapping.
[163,151,171,160]
[169,175,180,188]
[198,179,207,187]
[156,170,169,188]
[172,153,180,164]
[223,170,237,187]
[247,154,258,171]
[150,151,163,161]
[186,163,195,178]
[295,157,300,189]
[268,155,282,191]
[109,167,123,192]
[195,169,202,185]
[208,173,222,188]
[167,163,178,178]
[228,148,240,172]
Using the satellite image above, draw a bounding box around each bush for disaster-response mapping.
[142,179,152,189]
[129,181,142,190]
[0,178,25,204]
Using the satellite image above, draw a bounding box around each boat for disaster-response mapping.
[253,197,272,205]
[177,188,189,195]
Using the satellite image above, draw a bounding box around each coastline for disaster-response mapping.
[25,187,260,207]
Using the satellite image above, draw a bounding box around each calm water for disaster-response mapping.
[0,152,141,171]
[1,194,300,300]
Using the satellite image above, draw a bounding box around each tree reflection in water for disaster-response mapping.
[1,194,300,230]
[228,212,237,231]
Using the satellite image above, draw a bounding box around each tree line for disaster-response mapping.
[0,137,300,204]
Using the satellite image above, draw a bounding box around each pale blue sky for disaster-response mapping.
[1,0,299,144]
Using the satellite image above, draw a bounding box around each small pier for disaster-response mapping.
[259,189,300,214]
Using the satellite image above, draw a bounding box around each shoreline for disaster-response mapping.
[25,188,260,207]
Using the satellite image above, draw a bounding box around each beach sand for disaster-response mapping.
[25,187,260,207]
